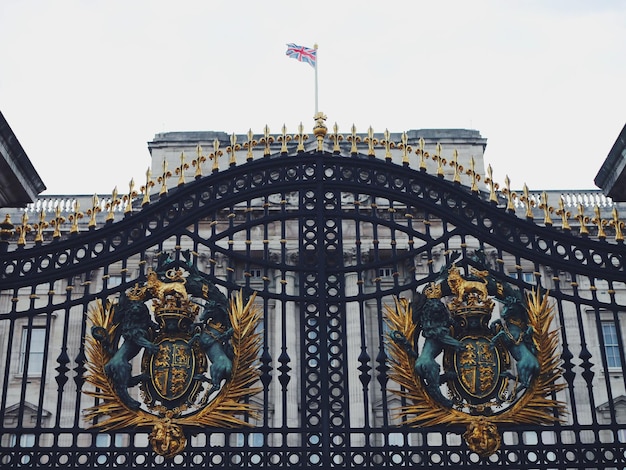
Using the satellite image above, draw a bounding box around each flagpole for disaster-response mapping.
[314,43,319,115]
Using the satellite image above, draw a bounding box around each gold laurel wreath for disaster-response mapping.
[83,290,262,431]
[385,288,566,429]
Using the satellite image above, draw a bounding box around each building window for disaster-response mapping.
[8,434,35,464]
[602,322,622,369]
[510,271,535,284]
[379,267,394,278]
[232,432,263,447]
[249,268,262,279]
[106,274,123,288]
[388,432,404,446]
[96,433,126,448]
[19,327,46,375]
[249,432,263,447]
[10,433,35,447]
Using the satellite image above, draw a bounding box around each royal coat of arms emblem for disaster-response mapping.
[83,251,262,458]
[386,251,565,457]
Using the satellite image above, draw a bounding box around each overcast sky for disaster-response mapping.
[1,0,625,195]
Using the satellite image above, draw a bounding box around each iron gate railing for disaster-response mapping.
[1,148,626,469]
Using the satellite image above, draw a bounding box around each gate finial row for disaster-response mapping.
[1,114,623,247]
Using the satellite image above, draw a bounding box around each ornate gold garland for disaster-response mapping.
[83,290,262,458]
[385,289,566,457]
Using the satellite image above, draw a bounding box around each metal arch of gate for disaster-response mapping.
[1,150,626,469]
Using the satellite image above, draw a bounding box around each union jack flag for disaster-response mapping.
[285,43,316,68]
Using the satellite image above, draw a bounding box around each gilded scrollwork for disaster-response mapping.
[83,250,262,458]
[386,251,565,457]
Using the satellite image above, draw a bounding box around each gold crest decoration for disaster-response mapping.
[83,287,262,458]
[386,276,566,457]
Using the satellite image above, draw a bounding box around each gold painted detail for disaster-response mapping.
[365,126,378,157]
[576,203,590,236]
[34,210,48,243]
[68,200,83,234]
[502,176,516,213]
[210,139,223,173]
[466,156,480,193]
[329,122,343,153]
[347,124,360,155]
[611,207,625,242]
[417,137,428,171]
[175,152,189,187]
[3,114,623,247]
[0,214,13,242]
[158,160,172,196]
[83,261,262,459]
[450,149,462,183]
[278,124,291,154]
[16,213,30,246]
[50,205,66,239]
[539,191,554,226]
[432,143,446,177]
[380,129,395,162]
[385,261,565,458]
[294,122,308,153]
[227,133,241,167]
[192,144,206,179]
[520,184,535,220]
[244,129,257,161]
[484,165,499,204]
[313,112,327,151]
[260,125,274,156]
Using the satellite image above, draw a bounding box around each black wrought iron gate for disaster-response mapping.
[1,149,626,469]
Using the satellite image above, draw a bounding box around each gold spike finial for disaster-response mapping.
[34,209,48,243]
[502,176,516,212]
[555,197,571,231]
[69,200,83,234]
[294,122,308,153]
[124,178,138,214]
[432,143,445,177]
[244,129,257,161]
[329,122,343,154]
[141,168,155,206]
[87,194,101,228]
[484,165,499,204]
[365,126,377,157]
[610,206,625,242]
[106,187,121,222]
[519,184,535,220]
[466,156,480,193]
[278,124,291,154]
[210,139,223,173]
[260,125,274,156]
[158,159,172,195]
[591,205,607,240]
[50,204,66,239]
[192,144,207,178]
[175,152,189,186]
[380,129,395,162]
[575,203,590,236]
[398,132,411,166]
[450,149,462,184]
[16,212,31,245]
[347,124,360,155]
[227,133,241,167]
[416,137,428,171]
[539,192,554,226]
